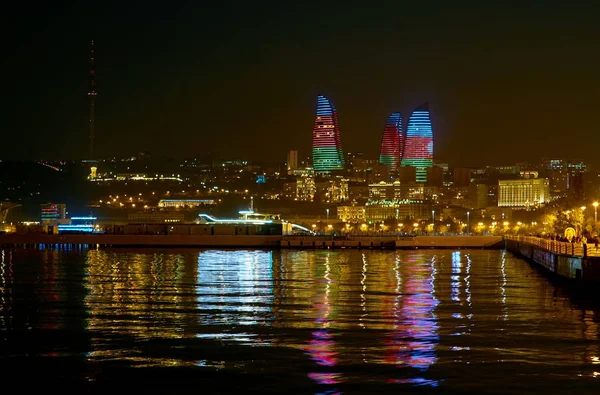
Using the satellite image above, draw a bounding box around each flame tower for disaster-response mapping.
[312,95,344,173]
[88,40,97,160]
[401,103,433,183]
[379,112,404,172]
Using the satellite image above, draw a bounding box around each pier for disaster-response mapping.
[505,235,600,282]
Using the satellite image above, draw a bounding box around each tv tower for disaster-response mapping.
[88,40,97,160]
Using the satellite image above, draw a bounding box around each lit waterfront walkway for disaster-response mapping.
[506,235,600,258]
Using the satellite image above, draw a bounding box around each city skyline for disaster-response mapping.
[3,2,600,168]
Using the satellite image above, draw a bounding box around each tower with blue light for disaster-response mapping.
[312,95,345,173]
[379,112,404,172]
[401,103,433,183]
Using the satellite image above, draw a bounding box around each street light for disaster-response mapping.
[326,208,330,222]
[594,202,598,223]
[467,211,470,235]
[432,210,435,234]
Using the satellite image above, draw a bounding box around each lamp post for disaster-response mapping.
[594,202,598,223]
[326,208,329,222]
[432,210,435,235]
[467,211,470,235]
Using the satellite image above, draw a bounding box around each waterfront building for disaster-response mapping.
[378,112,403,172]
[337,205,366,223]
[498,178,550,207]
[41,203,67,224]
[401,103,433,183]
[312,95,345,173]
[365,200,428,221]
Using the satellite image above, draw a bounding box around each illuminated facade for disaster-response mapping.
[379,112,403,172]
[498,178,550,207]
[41,203,67,224]
[337,205,366,223]
[297,176,316,202]
[158,199,215,208]
[312,95,344,173]
[401,103,433,183]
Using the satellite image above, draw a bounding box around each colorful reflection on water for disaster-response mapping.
[1,248,600,394]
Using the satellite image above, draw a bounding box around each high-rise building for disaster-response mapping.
[469,184,488,209]
[379,112,403,172]
[426,166,444,187]
[401,103,433,183]
[312,95,344,173]
[454,168,472,187]
[498,178,550,207]
[286,150,298,173]
[398,166,417,183]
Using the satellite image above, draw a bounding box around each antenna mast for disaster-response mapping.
[88,40,97,160]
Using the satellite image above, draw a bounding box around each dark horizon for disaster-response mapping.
[3,1,599,168]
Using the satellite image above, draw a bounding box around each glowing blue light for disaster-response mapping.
[197,213,273,225]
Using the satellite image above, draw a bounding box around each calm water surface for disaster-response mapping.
[1,247,600,394]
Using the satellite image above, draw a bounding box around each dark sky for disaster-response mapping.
[2,1,600,167]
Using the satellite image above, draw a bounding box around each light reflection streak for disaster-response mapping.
[196,250,274,331]
[500,250,508,321]
[304,252,344,389]
[0,249,7,329]
[451,251,461,303]
[359,252,367,329]
[386,253,440,386]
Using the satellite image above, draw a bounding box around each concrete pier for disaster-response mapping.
[505,235,600,282]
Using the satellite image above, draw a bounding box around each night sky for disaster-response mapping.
[3,1,600,167]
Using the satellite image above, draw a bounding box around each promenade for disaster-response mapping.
[505,235,600,281]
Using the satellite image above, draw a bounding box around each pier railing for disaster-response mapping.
[505,235,600,258]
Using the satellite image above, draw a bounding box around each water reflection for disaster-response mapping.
[1,248,600,393]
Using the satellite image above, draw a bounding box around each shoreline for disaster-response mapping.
[0,234,504,249]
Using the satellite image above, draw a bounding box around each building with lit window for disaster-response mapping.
[312,95,344,173]
[128,212,185,223]
[326,178,349,203]
[337,205,366,223]
[498,178,550,207]
[401,103,433,183]
[41,203,67,224]
[296,176,316,202]
[365,200,428,221]
[379,112,403,172]
[368,181,425,201]
[157,199,215,208]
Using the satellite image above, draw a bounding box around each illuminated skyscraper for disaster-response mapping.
[312,95,344,173]
[379,112,403,172]
[401,103,433,183]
